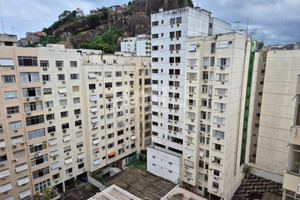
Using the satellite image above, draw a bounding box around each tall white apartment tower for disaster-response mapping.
[147,7,230,183]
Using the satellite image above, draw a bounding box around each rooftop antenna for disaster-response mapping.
[12,26,15,34]
[234,21,240,31]
[246,17,249,34]
[1,20,4,33]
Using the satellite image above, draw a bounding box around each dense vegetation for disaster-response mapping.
[78,28,123,53]
[26,35,65,47]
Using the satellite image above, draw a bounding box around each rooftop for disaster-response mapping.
[162,185,208,200]
[105,166,176,200]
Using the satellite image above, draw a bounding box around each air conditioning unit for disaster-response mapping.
[79,126,82,129]
[214,189,218,193]
[217,125,221,128]
[214,175,219,180]
[21,142,25,146]
[1,177,6,180]
[49,121,52,124]
[208,106,211,108]
[69,173,73,177]
[43,81,46,84]
[50,133,54,136]
[63,106,66,108]
[220,66,225,70]
[63,130,66,133]
[35,153,41,157]
[92,90,95,93]
[1,146,5,150]
[187,155,191,158]
[26,112,31,116]
[55,180,59,183]
[62,81,65,84]
[0,163,5,167]
[48,108,52,111]
[7,115,11,118]
[11,67,15,70]
[14,129,18,133]
[191,119,194,122]
[187,177,191,181]
[12,158,18,162]
[26,98,30,101]
[53,157,56,160]
[219,96,222,99]
[58,67,62,71]
[67,152,69,156]
[187,142,190,146]
[12,144,17,148]
[191,66,194,69]
[43,68,47,71]
[76,115,79,118]
[35,96,40,100]
[222,81,225,84]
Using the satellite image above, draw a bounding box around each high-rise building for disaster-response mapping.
[147,7,231,184]
[121,35,151,57]
[0,44,151,199]
[0,46,54,200]
[181,32,260,200]
[251,46,300,184]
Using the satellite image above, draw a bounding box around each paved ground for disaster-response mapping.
[233,174,282,200]
[62,182,100,200]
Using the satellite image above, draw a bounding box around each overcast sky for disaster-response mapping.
[0,0,299,45]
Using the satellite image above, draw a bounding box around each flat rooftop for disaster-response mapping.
[162,185,208,200]
[105,166,176,200]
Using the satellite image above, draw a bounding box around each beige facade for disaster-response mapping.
[181,32,260,200]
[0,34,18,47]
[0,44,151,199]
[254,49,300,183]
[0,47,52,200]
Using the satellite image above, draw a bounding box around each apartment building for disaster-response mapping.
[252,47,300,184]
[121,35,151,57]
[0,34,18,47]
[283,74,300,200]
[0,47,53,200]
[181,32,260,200]
[80,50,151,173]
[147,7,231,184]
[37,44,86,193]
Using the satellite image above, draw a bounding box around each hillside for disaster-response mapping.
[39,0,193,52]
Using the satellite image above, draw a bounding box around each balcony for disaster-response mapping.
[35,187,61,200]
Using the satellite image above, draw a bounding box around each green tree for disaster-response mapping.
[58,10,71,21]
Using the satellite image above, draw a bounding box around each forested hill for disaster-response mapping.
[35,0,193,53]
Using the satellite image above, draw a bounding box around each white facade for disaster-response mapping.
[136,35,151,57]
[120,37,136,53]
[148,7,231,184]
[182,32,260,200]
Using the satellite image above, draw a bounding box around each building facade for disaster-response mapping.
[181,32,260,200]
[0,44,151,199]
[121,35,151,57]
[253,47,300,184]
[147,7,231,184]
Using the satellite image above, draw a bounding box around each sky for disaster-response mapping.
[0,0,299,45]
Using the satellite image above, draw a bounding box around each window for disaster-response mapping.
[9,121,22,130]
[40,60,49,68]
[56,61,63,68]
[211,43,216,54]
[1,75,15,83]
[42,74,50,82]
[70,74,79,80]
[170,18,175,25]
[152,34,158,38]
[4,91,17,99]
[44,101,53,108]
[32,167,50,179]
[215,144,221,151]
[115,71,122,77]
[152,21,158,26]
[64,146,71,153]
[89,84,96,90]
[28,129,45,140]
[75,120,81,126]
[61,111,68,118]
[31,154,48,166]
[26,115,44,126]
[57,74,65,81]
[73,97,80,104]
[289,145,300,174]
[59,99,67,106]
[218,58,230,66]
[214,130,224,139]
[76,131,83,138]
[29,142,47,153]
[34,179,51,194]
[18,56,38,66]
[66,168,73,174]
[70,61,77,67]
[7,106,19,115]
[213,182,219,189]
[219,40,229,48]
[74,109,81,115]
[176,31,181,38]
[176,17,182,24]
[20,72,40,83]
[189,44,197,52]
[105,82,112,88]
[105,72,112,78]
[43,88,52,95]
[22,87,41,97]
[24,101,43,112]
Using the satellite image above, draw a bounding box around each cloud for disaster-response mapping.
[194,0,300,45]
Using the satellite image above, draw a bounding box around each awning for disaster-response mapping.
[90,107,98,113]
[189,44,197,52]
[0,140,5,148]
[130,136,137,141]
[2,196,14,200]
[58,88,67,94]
[19,189,31,199]
[0,58,14,66]
[50,150,58,157]
[0,183,12,193]
[88,73,96,79]
[92,139,99,145]
[93,159,100,166]
[142,61,147,66]
[63,135,71,142]
[51,162,60,170]
[77,153,85,160]
[91,118,99,124]
[106,93,114,98]
[17,176,29,186]
[15,163,28,173]
[49,139,58,146]
[0,169,10,179]
[108,152,116,157]
[64,158,73,165]
[89,95,97,102]
[11,136,24,145]
[130,100,135,105]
